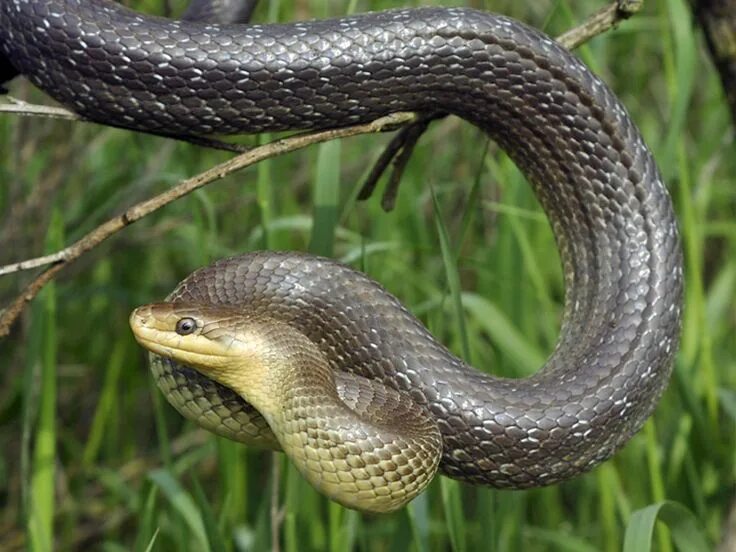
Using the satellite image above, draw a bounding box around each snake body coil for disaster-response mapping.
[1,0,683,507]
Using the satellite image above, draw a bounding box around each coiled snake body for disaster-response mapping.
[1,0,683,512]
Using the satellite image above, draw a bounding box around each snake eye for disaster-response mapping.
[175,317,197,336]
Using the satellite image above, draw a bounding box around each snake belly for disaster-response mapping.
[0,1,683,488]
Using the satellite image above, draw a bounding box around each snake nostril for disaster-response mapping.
[130,306,152,328]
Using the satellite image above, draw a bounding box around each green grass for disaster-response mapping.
[1,0,734,550]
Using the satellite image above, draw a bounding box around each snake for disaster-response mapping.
[1,0,683,513]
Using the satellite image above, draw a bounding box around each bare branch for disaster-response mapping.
[0,251,68,276]
[0,112,416,337]
[0,97,80,121]
[0,97,251,152]
[557,0,643,50]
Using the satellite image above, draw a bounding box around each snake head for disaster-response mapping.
[129,302,273,400]
[129,301,332,416]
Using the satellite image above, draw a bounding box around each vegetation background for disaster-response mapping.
[0,0,734,550]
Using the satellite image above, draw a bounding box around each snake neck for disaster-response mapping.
[219,323,442,514]
[176,317,339,422]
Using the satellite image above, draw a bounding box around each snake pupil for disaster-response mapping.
[175,317,197,336]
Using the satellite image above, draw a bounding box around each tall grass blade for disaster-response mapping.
[461,292,545,373]
[134,484,159,552]
[623,500,710,552]
[257,133,274,249]
[440,477,467,552]
[191,475,227,552]
[27,208,63,552]
[406,492,429,552]
[148,468,211,552]
[309,140,341,257]
[524,527,600,552]
[82,340,127,466]
[142,528,160,552]
[430,185,470,360]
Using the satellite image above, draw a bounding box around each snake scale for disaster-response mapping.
[1,0,683,512]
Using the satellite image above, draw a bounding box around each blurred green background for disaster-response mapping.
[0,0,734,550]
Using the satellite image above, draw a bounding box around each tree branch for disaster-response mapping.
[557,0,643,50]
[0,97,80,121]
[0,0,646,337]
[0,112,416,336]
[0,97,251,152]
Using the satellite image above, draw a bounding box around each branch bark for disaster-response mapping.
[0,97,252,152]
[557,0,643,50]
[0,1,645,337]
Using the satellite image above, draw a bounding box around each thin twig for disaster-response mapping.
[0,112,416,337]
[0,98,80,121]
[0,251,69,276]
[357,114,439,209]
[0,97,251,153]
[557,0,643,50]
